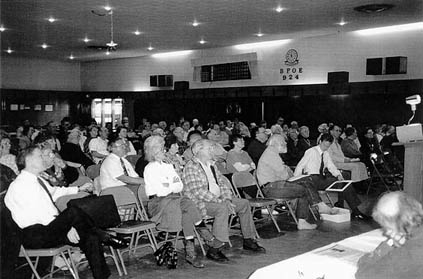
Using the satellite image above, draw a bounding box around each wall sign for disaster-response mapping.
[280,48,303,81]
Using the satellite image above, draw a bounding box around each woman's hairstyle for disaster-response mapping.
[144,135,165,162]
[164,135,178,151]
[373,191,423,236]
[229,134,243,148]
[344,127,356,137]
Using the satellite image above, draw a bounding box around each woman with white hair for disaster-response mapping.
[355,192,423,279]
[143,136,223,268]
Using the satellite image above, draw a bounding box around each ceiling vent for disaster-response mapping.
[354,4,395,13]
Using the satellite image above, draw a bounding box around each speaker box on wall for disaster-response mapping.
[366,58,383,75]
[150,75,158,87]
[174,81,189,90]
[327,71,349,85]
[385,56,407,74]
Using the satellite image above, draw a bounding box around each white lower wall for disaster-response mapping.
[81,29,423,91]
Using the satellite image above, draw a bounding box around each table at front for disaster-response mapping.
[248,229,386,279]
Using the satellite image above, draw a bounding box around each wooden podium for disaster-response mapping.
[402,141,423,204]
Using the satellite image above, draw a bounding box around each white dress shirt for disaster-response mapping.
[199,161,221,197]
[100,153,139,190]
[294,146,341,177]
[5,170,78,229]
[88,137,109,164]
[144,161,183,197]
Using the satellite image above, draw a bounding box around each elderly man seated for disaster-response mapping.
[99,138,144,191]
[294,134,370,220]
[355,192,423,279]
[182,139,265,262]
[208,123,230,148]
[247,127,270,166]
[257,134,333,230]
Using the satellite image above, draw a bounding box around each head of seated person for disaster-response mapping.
[318,133,334,152]
[144,136,166,163]
[373,191,423,247]
[229,134,244,150]
[299,126,310,139]
[108,138,130,158]
[267,134,288,154]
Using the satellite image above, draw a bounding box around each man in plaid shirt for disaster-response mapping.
[182,139,265,262]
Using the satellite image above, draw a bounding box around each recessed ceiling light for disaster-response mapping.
[255,32,264,37]
[199,39,206,44]
[6,48,13,54]
[47,17,57,23]
[83,37,91,43]
[0,25,6,32]
[41,43,49,49]
[192,20,200,27]
[105,50,111,55]
[337,20,347,26]
[147,45,154,51]
[355,22,423,36]
[134,30,141,35]
[104,5,112,11]
[69,54,75,60]
[275,6,284,13]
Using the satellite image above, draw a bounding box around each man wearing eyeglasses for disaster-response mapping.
[99,138,143,191]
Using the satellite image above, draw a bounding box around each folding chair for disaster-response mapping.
[19,245,79,279]
[100,186,157,275]
[136,186,208,256]
[367,154,402,195]
[55,192,124,276]
[232,171,281,234]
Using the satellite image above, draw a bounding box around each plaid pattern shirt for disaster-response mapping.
[182,158,233,217]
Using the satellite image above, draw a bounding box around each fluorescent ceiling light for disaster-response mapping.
[152,50,193,58]
[355,22,423,35]
[234,39,291,50]
[0,25,6,32]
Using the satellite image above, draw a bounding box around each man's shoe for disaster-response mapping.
[103,234,129,249]
[351,211,372,221]
[243,238,266,253]
[206,248,229,262]
[185,255,205,268]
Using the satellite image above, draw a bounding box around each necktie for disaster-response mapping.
[319,153,325,176]
[37,177,60,212]
[120,158,129,176]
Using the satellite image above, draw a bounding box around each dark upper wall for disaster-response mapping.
[2,79,422,135]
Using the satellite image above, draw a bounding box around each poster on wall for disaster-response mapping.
[34,104,42,111]
[10,104,18,111]
[45,105,54,111]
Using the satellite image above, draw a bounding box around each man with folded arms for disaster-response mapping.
[100,138,144,191]
[183,139,265,262]
[294,134,370,220]
[5,146,127,279]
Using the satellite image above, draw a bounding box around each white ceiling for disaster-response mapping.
[1,0,422,62]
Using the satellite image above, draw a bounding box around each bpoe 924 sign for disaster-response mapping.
[280,49,303,80]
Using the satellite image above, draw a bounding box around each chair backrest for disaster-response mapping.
[231,171,262,198]
[86,164,101,180]
[220,174,236,196]
[55,192,90,212]
[100,186,149,221]
[125,155,142,167]
[137,182,149,203]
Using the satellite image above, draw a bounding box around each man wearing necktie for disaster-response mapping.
[99,138,144,191]
[182,139,265,262]
[294,134,370,220]
[5,146,127,279]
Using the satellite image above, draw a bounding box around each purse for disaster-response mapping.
[67,195,121,229]
[154,241,178,269]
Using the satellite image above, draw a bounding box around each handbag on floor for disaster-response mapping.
[67,195,121,229]
[154,241,178,269]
